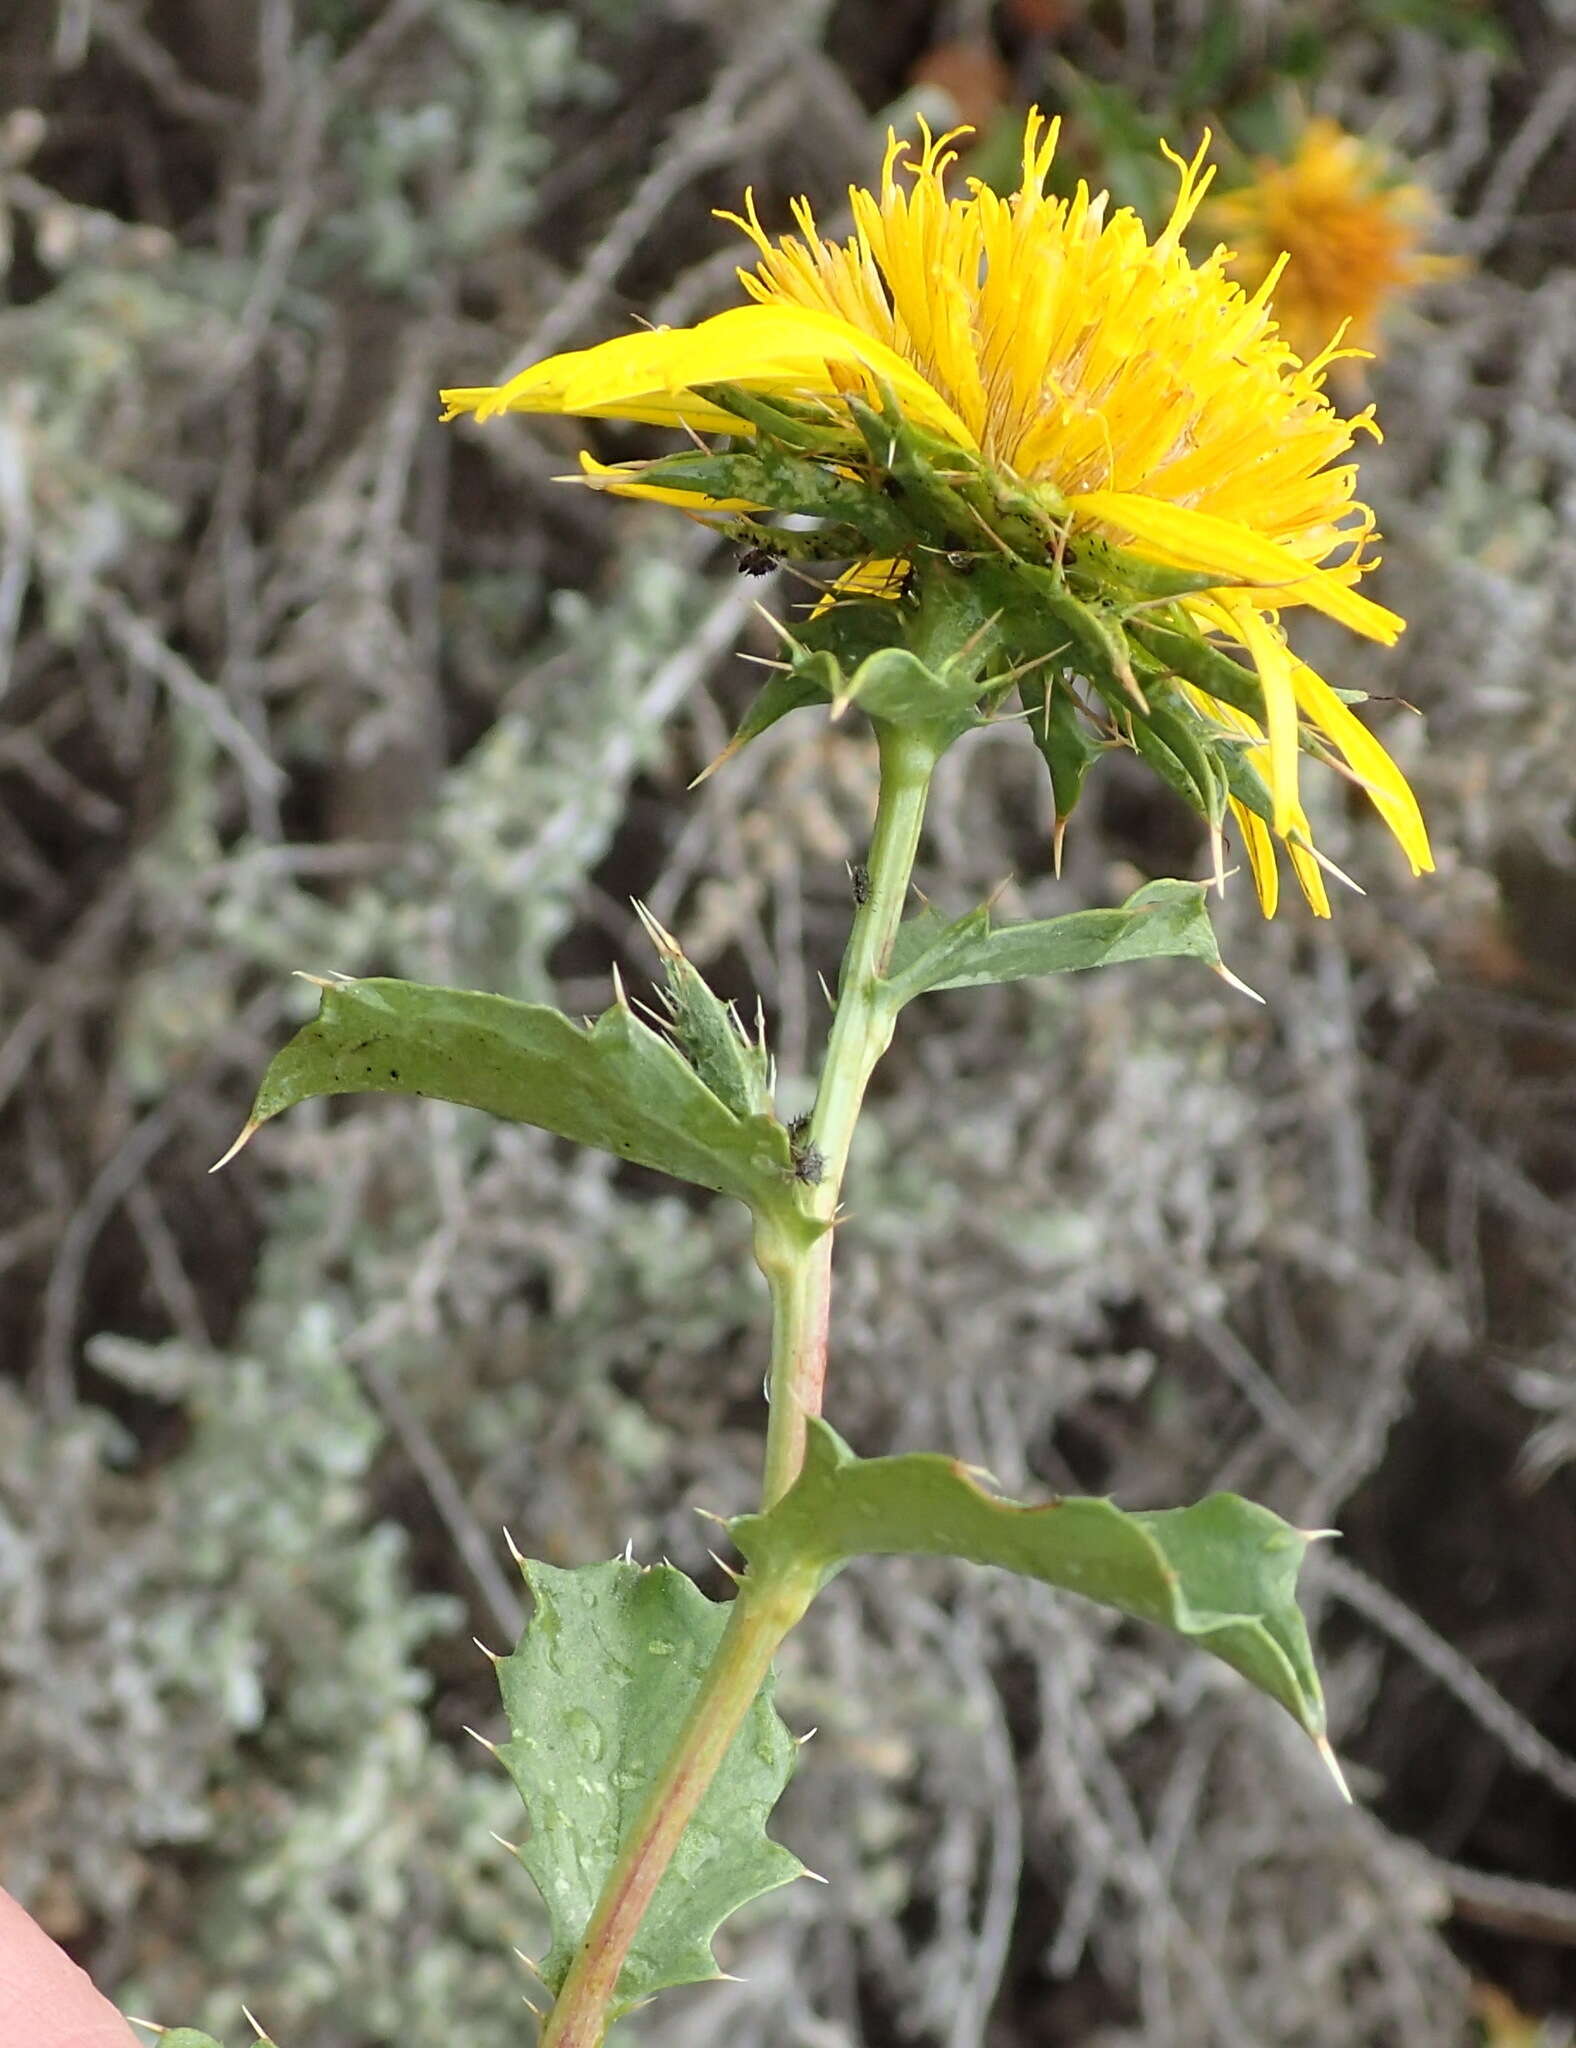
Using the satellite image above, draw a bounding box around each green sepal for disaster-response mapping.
[1127,708,1212,817]
[1129,616,1268,726]
[827,645,984,743]
[237,976,794,1215]
[730,1420,1325,1738]
[844,392,993,550]
[1127,645,1278,827]
[1217,737,1277,828]
[1064,534,1224,602]
[724,514,872,565]
[790,573,1002,746]
[635,904,774,1120]
[1020,674,1104,829]
[498,1560,803,2015]
[1133,687,1229,828]
[630,447,909,554]
[969,558,1142,705]
[695,381,857,455]
[882,878,1231,1003]
[793,595,910,676]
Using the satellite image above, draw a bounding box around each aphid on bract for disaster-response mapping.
[849,862,869,905]
[736,542,780,576]
[785,1111,812,1146]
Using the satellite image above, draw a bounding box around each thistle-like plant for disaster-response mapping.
[169,113,1433,2048]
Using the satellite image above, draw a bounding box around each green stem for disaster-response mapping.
[535,1566,817,2048]
[539,721,938,2045]
[757,723,938,1509]
[755,1218,833,1514]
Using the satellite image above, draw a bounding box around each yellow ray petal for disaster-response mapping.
[1220,596,1299,836]
[571,451,763,512]
[438,383,744,433]
[1230,796,1279,918]
[1287,837,1333,917]
[1289,657,1433,874]
[1067,489,1403,644]
[445,304,978,449]
[810,557,909,618]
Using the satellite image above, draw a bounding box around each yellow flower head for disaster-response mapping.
[441,111,1432,916]
[1209,116,1457,366]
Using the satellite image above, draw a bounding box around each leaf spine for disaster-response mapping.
[209,1119,260,1173]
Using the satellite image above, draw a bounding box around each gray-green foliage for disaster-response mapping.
[318,4,597,288]
[3,1188,526,2044]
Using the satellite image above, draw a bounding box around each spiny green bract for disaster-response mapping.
[634,904,774,1122]
[621,393,1298,853]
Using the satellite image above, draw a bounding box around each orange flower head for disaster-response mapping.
[1209,116,1458,366]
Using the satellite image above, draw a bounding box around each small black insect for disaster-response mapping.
[791,1143,826,1187]
[849,861,870,906]
[736,543,780,576]
[943,549,976,574]
[785,1111,813,1146]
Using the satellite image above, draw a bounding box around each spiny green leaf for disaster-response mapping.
[731,1421,1325,1737]
[883,879,1235,1003]
[498,1560,803,2015]
[232,977,793,1213]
